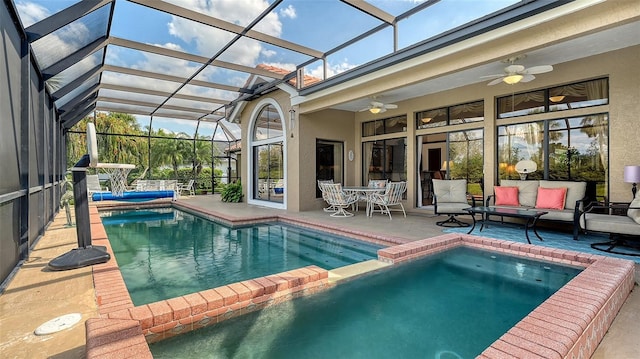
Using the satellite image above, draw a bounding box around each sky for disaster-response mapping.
[16,0,518,137]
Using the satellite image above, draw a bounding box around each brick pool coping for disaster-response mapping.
[85,204,635,359]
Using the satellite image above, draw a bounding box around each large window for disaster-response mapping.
[497,78,608,118]
[497,114,609,201]
[417,130,483,206]
[251,104,285,204]
[362,138,407,183]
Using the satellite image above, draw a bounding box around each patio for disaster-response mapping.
[0,195,638,358]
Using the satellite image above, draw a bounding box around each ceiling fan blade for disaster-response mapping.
[358,107,371,112]
[520,74,536,83]
[378,107,387,114]
[480,74,504,79]
[487,77,505,86]
[522,65,553,75]
[370,101,384,107]
[504,64,525,74]
[384,104,398,109]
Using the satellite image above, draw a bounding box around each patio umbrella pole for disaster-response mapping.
[49,155,110,270]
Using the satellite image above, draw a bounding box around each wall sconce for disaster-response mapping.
[289,108,295,138]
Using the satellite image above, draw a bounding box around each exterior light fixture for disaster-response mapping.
[289,108,295,138]
[369,107,381,114]
[421,117,432,123]
[624,165,640,199]
[503,74,523,85]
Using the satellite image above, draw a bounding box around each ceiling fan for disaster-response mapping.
[358,99,398,114]
[482,55,553,86]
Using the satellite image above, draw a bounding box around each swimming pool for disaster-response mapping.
[149,246,582,358]
[101,208,382,305]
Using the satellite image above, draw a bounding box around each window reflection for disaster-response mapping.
[497,114,608,201]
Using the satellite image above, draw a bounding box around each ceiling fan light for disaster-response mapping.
[503,74,524,85]
[421,117,432,123]
[549,95,566,102]
[369,107,381,114]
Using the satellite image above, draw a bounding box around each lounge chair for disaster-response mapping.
[178,179,196,196]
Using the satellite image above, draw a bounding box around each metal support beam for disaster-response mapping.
[52,64,102,100]
[42,36,108,79]
[25,0,112,42]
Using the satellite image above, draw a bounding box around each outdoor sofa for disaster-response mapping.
[486,180,588,239]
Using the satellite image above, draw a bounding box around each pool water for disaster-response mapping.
[149,246,582,359]
[101,208,382,305]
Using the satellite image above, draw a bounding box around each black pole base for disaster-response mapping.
[48,246,110,271]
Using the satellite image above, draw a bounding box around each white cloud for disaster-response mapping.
[307,59,357,79]
[279,5,296,19]
[16,1,50,27]
[261,49,277,58]
[165,0,283,67]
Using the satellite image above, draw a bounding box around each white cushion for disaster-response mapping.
[432,179,468,203]
[500,180,539,207]
[539,180,586,210]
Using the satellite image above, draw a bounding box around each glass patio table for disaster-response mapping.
[343,186,385,217]
[464,206,548,244]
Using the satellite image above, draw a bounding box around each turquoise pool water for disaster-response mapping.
[101,208,382,306]
[149,246,582,359]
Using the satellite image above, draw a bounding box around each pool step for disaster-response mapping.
[328,260,391,283]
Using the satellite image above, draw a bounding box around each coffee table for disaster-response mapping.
[464,206,548,244]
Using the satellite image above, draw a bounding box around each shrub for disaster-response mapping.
[220,180,243,202]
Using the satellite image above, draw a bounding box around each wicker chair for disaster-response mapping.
[317,179,336,212]
[369,181,407,220]
[321,183,359,217]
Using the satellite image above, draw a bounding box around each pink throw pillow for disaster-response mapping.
[494,186,519,206]
[535,187,567,210]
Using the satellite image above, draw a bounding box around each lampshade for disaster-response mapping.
[441,161,453,171]
[624,165,640,183]
[369,107,381,114]
[503,74,523,85]
[549,95,566,102]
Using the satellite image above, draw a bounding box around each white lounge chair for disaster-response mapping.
[178,179,196,196]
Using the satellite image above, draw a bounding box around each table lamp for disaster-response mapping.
[623,165,640,199]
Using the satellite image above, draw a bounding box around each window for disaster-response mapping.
[497,114,608,201]
[362,116,407,137]
[362,138,407,183]
[416,100,483,129]
[250,103,285,205]
[497,78,608,118]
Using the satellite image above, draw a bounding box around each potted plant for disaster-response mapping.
[220,180,243,202]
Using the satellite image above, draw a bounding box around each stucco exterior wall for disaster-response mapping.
[238,25,638,213]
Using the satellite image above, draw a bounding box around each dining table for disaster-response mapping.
[342,186,385,217]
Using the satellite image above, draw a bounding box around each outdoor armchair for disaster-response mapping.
[432,179,475,227]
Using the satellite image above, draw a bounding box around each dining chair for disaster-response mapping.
[317,179,336,212]
[322,183,359,217]
[369,181,407,219]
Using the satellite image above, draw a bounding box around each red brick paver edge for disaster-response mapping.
[378,233,635,359]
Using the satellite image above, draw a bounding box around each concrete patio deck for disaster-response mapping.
[1,195,638,358]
